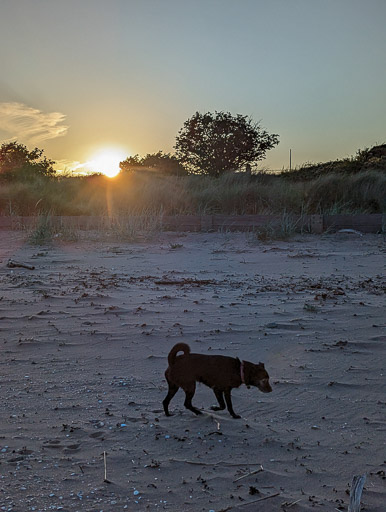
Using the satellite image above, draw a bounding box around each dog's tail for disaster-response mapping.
[168,343,190,366]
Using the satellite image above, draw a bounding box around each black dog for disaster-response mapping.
[163,343,272,419]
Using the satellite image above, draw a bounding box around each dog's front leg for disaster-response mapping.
[224,390,241,419]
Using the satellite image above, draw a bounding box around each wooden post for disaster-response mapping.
[310,215,323,234]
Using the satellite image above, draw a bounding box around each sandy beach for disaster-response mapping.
[0,230,385,511]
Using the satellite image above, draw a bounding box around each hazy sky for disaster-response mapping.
[0,0,385,172]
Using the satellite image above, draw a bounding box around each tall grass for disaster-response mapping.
[253,211,307,241]
[28,215,54,245]
[0,169,384,217]
[303,170,386,213]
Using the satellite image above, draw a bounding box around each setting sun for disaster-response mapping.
[88,148,128,178]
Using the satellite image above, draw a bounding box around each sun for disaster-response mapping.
[88,147,128,178]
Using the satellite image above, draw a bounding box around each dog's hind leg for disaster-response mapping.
[211,388,226,411]
[224,389,241,419]
[183,383,202,415]
[163,381,179,416]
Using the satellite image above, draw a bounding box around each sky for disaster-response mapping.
[0,0,385,174]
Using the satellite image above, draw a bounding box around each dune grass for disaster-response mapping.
[0,169,385,218]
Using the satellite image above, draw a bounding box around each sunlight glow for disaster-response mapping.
[88,148,128,178]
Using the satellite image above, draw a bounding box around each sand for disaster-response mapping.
[0,230,385,511]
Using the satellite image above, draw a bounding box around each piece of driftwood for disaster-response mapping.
[169,458,261,467]
[7,259,35,270]
[238,492,280,507]
[348,474,366,512]
[154,278,215,286]
[103,451,111,483]
[282,498,302,508]
[233,464,264,482]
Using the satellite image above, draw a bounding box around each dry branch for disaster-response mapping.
[169,458,262,467]
[233,464,264,482]
[237,492,280,507]
[154,278,215,286]
[103,451,111,483]
[7,259,35,270]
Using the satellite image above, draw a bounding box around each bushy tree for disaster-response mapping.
[120,151,186,175]
[174,111,279,176]
[0,141,56,182]
[119,154,143,172]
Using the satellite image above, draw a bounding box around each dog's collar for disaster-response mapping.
[240,361,251,388]
[240,361,245,384]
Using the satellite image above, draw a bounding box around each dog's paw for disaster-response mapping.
[231,414,241,419]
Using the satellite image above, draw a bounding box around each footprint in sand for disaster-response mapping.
[89,431,106,439]
[17,447,33,455]
[63,443,81,453]
[42,439,62,449]
[7,456,26,463]
[42,439,82,452]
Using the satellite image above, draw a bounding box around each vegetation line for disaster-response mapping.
[1,140,385,218]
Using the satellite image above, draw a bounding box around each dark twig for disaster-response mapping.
[237,492,280,507]
[7,259,35,270]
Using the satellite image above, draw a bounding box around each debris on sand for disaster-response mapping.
[7,258,35,270]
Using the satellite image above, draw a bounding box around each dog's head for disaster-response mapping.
[243,361,272,393]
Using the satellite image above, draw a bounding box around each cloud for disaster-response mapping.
[0,102,68,144]
[54,159,94,175]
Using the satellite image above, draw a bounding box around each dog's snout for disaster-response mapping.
[258,379,272,393]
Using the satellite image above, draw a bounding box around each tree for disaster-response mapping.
[0,141,56,182]
[119,154,143,172]
[174,111,279,176]
[120,151,187,175]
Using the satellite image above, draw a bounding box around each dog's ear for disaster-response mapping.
[259,362,265,368]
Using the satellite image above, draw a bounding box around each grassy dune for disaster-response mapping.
[0,169,384,217]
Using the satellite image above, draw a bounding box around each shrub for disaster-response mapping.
[175,111,279,176]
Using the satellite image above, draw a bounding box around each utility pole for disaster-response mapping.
[289,149,292,171]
